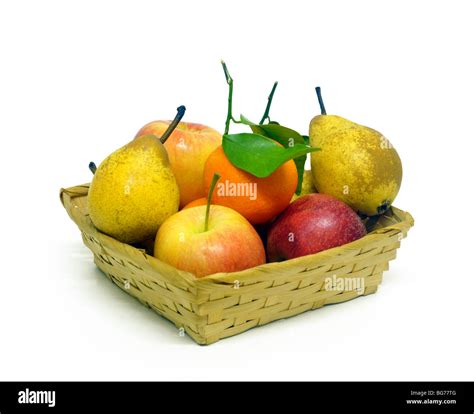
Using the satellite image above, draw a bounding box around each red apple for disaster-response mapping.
[136,121,222,208]
[267,193,367,261]
[154,204,266,277]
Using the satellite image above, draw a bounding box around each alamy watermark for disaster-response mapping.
[216,180,257,201]
[325,275,365,295]
[18,388,55,408]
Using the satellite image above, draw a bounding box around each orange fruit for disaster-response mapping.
[182,197,207,210]
[203,146,298,224]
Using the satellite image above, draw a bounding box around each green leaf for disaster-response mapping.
[222,133,320,178]
[250,125,309,194]
[293,156,307,195]
[240,114,305,144]
[252,123,306,146]
[296,137,310,192]
[239,115,315,194]
[239,114,254,126]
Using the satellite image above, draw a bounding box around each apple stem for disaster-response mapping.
[204,173,221,232]
[159,105,186,144]
[315,86,327,115]
[259,81,278,124]
[89,161,97,174]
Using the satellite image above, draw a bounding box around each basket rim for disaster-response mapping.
[60,183,414,286]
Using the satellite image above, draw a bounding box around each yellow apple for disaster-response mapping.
[154,205,266,277]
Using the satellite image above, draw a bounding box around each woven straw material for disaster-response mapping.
[60,184,414,345]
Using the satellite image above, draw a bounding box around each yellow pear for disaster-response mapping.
[87,106,185,244]
[310,88,402,216]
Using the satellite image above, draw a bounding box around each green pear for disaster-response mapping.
[88,106,185,244]
[309,88,402,216]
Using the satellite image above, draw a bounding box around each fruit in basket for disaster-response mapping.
[267,193,366,261]
[135,121,222,208]
[199,61,316,226]
[310,87,402,216]
[87,106,185,244]
[154,173,266,277]
[203,145,298,224]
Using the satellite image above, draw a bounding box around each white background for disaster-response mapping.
[1,0,473,381]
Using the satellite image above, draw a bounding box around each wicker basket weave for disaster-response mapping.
[60,184,414,345]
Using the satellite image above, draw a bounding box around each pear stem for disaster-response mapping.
[159,105,186,144]
[204,173,221,232]
[221,60,234,135]
[315,86,327,115]
[259,81,278,124]
[89,162,97,174]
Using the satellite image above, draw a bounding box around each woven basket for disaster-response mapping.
[60,184,414,345]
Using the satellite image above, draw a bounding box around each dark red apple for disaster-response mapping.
[267,193,367,261]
